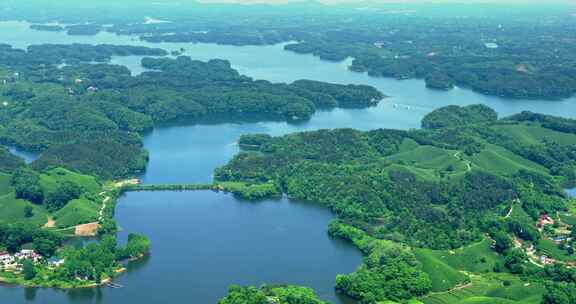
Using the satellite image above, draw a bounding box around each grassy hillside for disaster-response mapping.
[0,193,49,226]
[0,167,103,228]
[417,240,503,275]
[469,144,548,176]
[493,124,576,146]
[39,167,101,195]
[421,274,544,304]
[414,249,469,292]
[0,173,12,195]
[53,197,99,228]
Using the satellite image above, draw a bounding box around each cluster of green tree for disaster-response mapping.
[216,105,573,250]
[421,104,498,130]
[0,52,381,178]
[329,221,431,303]
[482,219,533,275]
[31,138,149,180]
[65,24,102,36]
[0,223,62,256]
[116,233,150,260]
[0,43,166,69]
[26,44,167,64]
[46,234,149,284]
[508,111,576,134]
[529,264,576,304]
[10,167,89,212]
[350,54,576,100]
[218,285,326,304]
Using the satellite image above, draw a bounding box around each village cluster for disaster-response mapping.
[533,214,574,266]
[0,250,64,272]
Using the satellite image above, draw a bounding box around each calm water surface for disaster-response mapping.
[0,21,575,304]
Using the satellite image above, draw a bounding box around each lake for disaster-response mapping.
[0,21,575,304]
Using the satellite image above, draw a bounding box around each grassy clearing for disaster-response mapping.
[398,138,421,153]
[387,146,461,171]
[414,249,469,292]
[0,168,104,228]
[0,173,12,196]
[385,144,471,181]
[469,144,548,176]
[53,197,99,228]
[0,193,48,226]
[39,167,101,194]
[436,240,503,273]
[382,164,441,181]
[494,124,576,146]
[421,274,543,304]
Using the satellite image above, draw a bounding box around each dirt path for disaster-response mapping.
[98,196,110,222]
[512,236,545,268]
[453,151,472,172]
[42,179,138,236]
[504,199,518,218]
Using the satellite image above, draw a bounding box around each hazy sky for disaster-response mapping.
[197,0,574,4]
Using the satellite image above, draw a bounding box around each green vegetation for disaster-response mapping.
[2,166,104,228]
[217,105,574,250]
[0,223,62,256]
[218,285,327,304]
[215,182,281,200]
[217,105,576,303]
[52,198,99,228]
[421,105,498,130]
[421,274,545,304]
[60,2,576,100]
[1,4,576,298]
[1,234,150,288]
[329,221,432,303]
[0,45,382,179]
[413,249,470,292]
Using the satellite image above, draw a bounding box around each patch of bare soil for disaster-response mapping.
[75,222,100,236]
[43,217,56,228]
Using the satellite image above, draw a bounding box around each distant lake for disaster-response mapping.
[0,20,575,304]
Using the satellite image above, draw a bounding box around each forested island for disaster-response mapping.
[215,105,576,303]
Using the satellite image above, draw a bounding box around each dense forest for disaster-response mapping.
[218,285,327,304]
[11,2,576,100]
[216,104,576,303]
[0,44,383,179]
